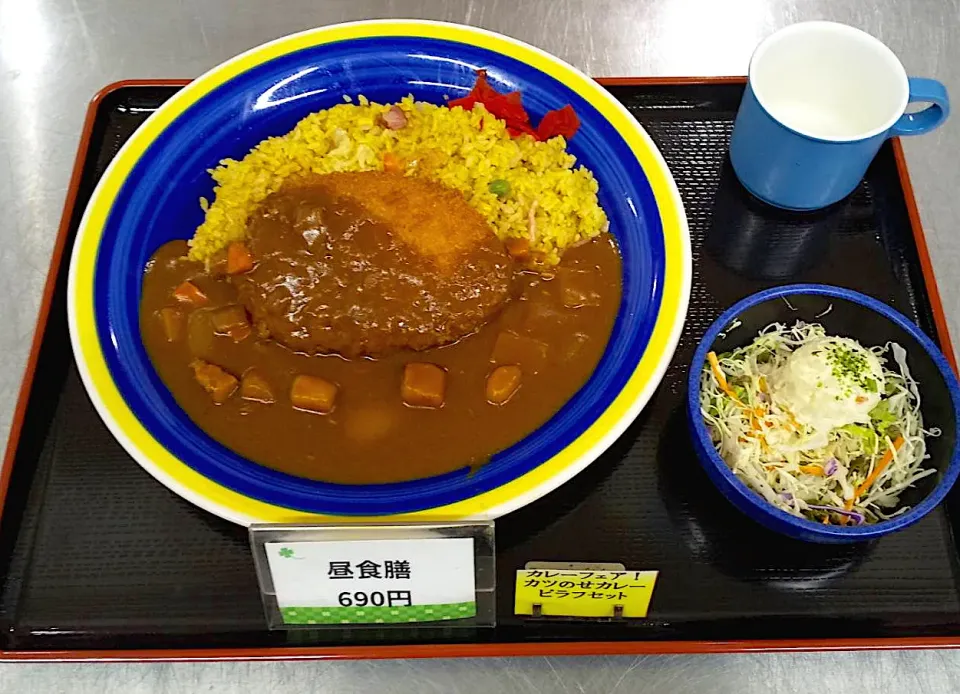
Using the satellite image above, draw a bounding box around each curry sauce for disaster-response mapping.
[140,183,621,485]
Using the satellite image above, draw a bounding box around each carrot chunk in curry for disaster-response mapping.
[157,307,185,342]
[504,237,531,261]
[173,280,208,307]
[382,151,405,173]
[226,242,254,275]
[291,374,338,414]
[240,369,275,404]
[190,359,238,404]
[401,362,447,409]
[486,365,522,405]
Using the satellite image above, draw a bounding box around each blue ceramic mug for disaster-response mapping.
[730,22,950,211]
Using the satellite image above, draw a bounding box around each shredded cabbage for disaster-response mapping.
[700,321,939,525]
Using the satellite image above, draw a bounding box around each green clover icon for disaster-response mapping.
[279,547,295,559]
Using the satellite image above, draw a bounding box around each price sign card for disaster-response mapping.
[515,568,659,619]
[250,522,495,629]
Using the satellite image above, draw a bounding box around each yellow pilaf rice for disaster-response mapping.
[188,95,608,265]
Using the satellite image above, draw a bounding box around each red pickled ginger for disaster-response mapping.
[449,70,580,142]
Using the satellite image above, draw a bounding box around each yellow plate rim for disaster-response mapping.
[66,19,691,526]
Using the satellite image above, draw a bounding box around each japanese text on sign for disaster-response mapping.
[514,569,658,618]
[264,538,477,624]
[328,560,411,579]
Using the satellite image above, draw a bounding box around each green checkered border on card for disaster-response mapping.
[281,601,476,624]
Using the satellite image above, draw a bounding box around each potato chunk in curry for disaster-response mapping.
[291,375,338,414]
[157,307,185,343]
[401,362,447,409]
[240,369,275,404]
[486,365,522,405]
[190,360,238,404]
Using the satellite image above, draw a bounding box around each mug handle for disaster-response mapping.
[890,77,950,136]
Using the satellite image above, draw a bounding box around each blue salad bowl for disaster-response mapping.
[687,284,960,543]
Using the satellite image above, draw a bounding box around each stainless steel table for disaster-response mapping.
[1,0,959,691]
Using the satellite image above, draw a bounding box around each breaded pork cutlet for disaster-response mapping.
[233,172,516,357]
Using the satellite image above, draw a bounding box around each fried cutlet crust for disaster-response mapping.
[234,172,516,357]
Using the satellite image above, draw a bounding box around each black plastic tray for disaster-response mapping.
[2,79,960,659]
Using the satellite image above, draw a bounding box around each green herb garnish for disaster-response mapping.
[825,343,876,391]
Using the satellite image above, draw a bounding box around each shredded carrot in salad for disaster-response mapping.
[700,322,939,525]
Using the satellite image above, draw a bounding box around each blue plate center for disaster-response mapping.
[93,37,667,514]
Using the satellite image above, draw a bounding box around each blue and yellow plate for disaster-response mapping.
[67,20,691,525]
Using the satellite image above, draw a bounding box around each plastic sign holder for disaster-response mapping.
[250,521,495,629]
